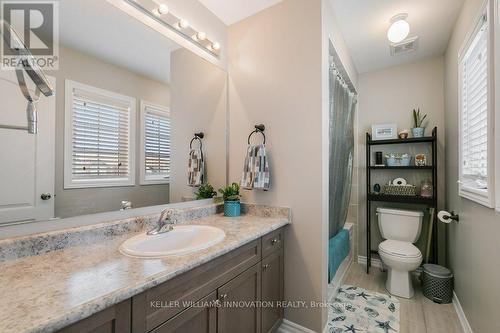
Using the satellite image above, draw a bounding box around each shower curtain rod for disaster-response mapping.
[329,40,357,96]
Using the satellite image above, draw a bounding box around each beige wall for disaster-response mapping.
[50,45,171,218]
[444,0,500,331]
[170,49,228,202]
[357,57,446,263]
[228,0,325,330]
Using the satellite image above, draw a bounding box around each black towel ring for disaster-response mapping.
[247,124,266,145]
[190,132,204,150]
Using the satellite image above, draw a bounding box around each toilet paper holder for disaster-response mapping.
[438,210,460,223]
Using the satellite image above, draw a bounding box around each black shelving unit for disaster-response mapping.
[365,127,438,274]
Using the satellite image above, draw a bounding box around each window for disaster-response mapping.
[458,10,495,207]
[64,80,136,188]
[140,101,171,185]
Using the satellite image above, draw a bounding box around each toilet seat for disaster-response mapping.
[379,240,421,259]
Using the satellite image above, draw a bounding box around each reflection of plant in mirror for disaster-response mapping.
[219,183,241,202]
[412,108,427,128]
[195,183,217,200]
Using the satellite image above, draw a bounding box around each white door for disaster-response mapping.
[0,71,55,224]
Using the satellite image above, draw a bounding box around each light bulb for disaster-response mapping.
[158,4,169,15]
[387,15,410,43]
[212,42,220,51]
[179,19,190,29]
[197,32,207,41]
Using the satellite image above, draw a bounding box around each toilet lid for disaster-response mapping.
[379,240,421,258]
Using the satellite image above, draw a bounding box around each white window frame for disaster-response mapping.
[64,80,136,189]
[139,101,171,185]
[458,1,496,208]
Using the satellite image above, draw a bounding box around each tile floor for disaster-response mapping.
[343,263,464,333]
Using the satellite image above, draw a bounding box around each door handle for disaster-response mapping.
[40,193,52,200]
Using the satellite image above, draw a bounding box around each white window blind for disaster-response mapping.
[141,103,171,184]
[64,80,135,188]
[460,17,488,190]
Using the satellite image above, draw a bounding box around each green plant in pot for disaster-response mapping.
[219,183,241,217]
[412,108,427,138]
[194,183,217,200]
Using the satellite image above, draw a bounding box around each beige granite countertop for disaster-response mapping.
[0,210,290,333]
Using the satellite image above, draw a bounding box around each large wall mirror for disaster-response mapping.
[0,0,227,225]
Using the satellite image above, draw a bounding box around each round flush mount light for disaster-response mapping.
[387,14,410,43]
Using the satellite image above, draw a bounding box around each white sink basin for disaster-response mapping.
[119,225,225,258]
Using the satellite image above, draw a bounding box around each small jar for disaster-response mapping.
[420,180,433,198]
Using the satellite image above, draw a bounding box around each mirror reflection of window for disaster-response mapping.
[140,102,171,185]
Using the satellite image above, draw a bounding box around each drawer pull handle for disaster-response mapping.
[271,238,280,245]
[263,264,271,270]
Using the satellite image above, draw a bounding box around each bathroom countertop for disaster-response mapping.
[0,206,290,333]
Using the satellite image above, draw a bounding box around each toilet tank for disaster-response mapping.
[376,208,424,242]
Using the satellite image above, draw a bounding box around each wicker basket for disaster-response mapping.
[382,185,417,196]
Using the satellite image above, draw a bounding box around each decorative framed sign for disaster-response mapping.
[371,123,398,141]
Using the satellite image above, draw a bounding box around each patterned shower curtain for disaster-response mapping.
[329,66,356,238]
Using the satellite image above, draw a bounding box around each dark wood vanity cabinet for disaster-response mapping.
[261,249,284,333]
[57,300,131,333]
[59,227,285,333]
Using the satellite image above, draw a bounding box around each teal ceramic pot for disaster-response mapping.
[224,201,241,217]
[412,127,425,138]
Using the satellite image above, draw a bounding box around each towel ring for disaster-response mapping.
[190,132,204,150]
[247,124,266,145]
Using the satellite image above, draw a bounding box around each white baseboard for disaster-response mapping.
[277,319,317,333]
[357,255,383,268]
[453,291,473,333]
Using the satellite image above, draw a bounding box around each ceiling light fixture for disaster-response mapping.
[387,14,410,43]
[119,0,221,57]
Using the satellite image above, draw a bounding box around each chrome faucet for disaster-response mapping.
[147,208,176,235]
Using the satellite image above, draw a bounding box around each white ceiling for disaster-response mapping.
[330,0,465,74]
[198,0,282,25]
[59,0,180,83]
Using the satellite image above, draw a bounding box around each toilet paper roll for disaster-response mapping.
[438,211,452,224]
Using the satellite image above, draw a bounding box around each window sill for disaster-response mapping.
[459,185,494,208]
[140,178,170,186]
[64,178,135,189]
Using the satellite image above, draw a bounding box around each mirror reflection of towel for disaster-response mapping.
[240,144,270,191]
[188,149,204,187]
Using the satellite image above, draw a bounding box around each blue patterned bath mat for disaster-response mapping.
[328,285,400,333]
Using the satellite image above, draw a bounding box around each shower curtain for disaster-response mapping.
[328,66,356,238]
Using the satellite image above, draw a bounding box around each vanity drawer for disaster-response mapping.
[261,228,284,259]
[132,239,261,333]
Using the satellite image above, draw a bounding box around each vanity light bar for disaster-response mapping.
[124,0,220,57]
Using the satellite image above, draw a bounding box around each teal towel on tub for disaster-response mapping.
[328,229,350,283]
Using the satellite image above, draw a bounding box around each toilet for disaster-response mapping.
[377,207,424,298]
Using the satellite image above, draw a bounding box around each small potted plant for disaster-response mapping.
[412,108,427,138]
[194,183,217,200]
[219,183,241,217]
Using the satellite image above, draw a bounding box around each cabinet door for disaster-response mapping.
[217,264,261,333]
[57,300,131,333]
[150,292,217,333]
[261,249,284,333]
